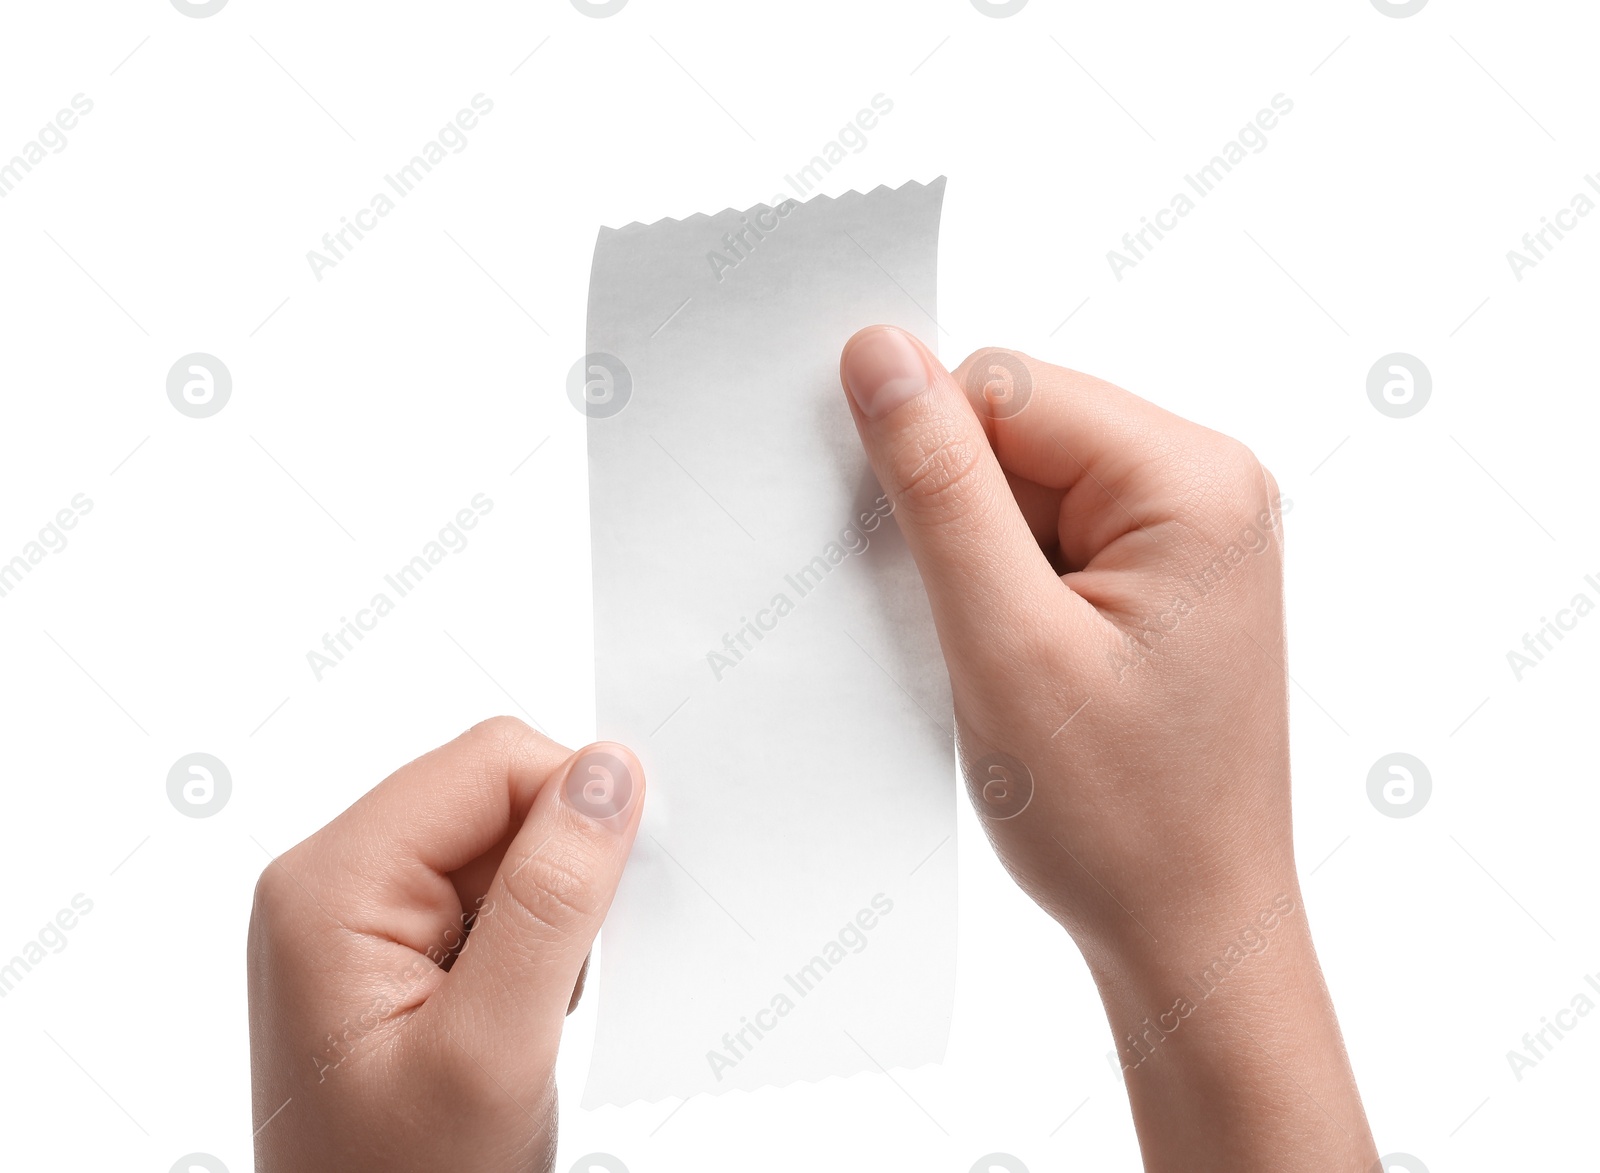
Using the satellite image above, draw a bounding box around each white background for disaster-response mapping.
[0,0,1595,1169]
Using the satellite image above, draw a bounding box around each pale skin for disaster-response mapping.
[248,325,1377,1171]
[838,325,1378,1171]
[247,727,645,1170]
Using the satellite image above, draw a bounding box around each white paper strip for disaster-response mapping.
[580,177,955,1106]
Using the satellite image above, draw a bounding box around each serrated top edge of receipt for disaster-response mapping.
[598,175,947,236]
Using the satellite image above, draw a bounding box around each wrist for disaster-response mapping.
[1083,881,1306,1006]
[1078,888,1377,1171]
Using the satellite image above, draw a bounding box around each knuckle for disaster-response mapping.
[465,714,538,748]
[247,846,318,952]
[1216,437,1264,481]
[1261,463,1282,503]
[249,862,293,927]
[952,344,1034,383]
[461,715,561,766]
[950,348,989,386]
[1196,439,1271,518]
[250,840,309,916]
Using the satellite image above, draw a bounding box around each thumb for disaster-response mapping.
[839,325,1067,666]
[423,742,644,1071]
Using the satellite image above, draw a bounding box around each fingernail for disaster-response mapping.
[562,745,639,825]
[842,326,930,421]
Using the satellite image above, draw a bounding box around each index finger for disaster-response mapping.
[290,717,573,946]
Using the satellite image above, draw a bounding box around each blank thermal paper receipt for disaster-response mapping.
[581,177,955,1105]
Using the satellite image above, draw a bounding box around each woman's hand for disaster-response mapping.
[247,718,644,1173]
[839,326,1377,1172]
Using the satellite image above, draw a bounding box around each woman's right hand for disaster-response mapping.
[838,325,1377,1172]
